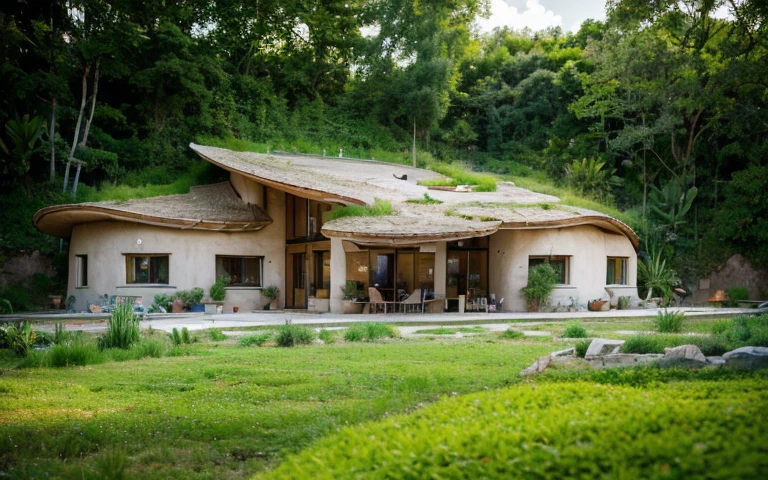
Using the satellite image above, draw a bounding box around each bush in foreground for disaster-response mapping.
[343,323,398,342]
[241,332,272,347]
[260,374,767,479]
[563,322,587,338]
[99,304,140,349]
[275,324,315,347]
[653,309,685,333]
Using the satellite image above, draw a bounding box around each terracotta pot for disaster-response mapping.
[588,300,607,312]
[233,306,239,313]
[526,299,540,312]
[51,296,62,310]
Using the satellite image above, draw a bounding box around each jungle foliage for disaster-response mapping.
[1,0,767,290]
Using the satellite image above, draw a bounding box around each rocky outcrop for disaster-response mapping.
[585,338,625,359]
[722,346,768,369]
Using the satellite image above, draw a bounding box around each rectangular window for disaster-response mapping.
[125,255,169,284]
[76,255,88,287]
[607,257,628,285]
[529,256,570,284]
[216,255,263,286]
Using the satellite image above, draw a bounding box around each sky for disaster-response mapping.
[475,0,608,34]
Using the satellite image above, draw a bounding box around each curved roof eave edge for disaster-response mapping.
[189,143,366,206]
[33,205,271,238]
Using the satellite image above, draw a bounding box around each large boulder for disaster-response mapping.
[585,338,625,359]
[723,347,768,370]
[663,344,707,362]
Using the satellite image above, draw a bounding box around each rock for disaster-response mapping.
[550,347,575,357]
[706,356,726,365]
[520,355,551,376]
[590,353,663,369]
[585,338,626,359]
[663,344,707,363]
[723,346,768,370]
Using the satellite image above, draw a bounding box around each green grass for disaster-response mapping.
[343,322,399,342]
[75,160,213,202]
[326,198,393,220]
[419,163,498,192]
[0,337,551,478]
[261,368,768,478]
[413,326,486,335]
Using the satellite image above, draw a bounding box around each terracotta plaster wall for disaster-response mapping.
[68,187,286,313]
[489,226,638,312]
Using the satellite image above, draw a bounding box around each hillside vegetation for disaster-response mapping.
[2,0,767,307]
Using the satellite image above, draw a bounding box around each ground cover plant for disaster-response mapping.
[654,309,686,333]
[275,324,315,347]
[261,368,768,479]
[343,322,399,342]
[563,321,588,338]
[0,334,552,478]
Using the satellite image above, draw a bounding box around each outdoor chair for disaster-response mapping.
[399,288,426,313]
[368,287,395,314]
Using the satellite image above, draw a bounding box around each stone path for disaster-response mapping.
[5,306,758,334]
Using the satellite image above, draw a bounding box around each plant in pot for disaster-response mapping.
[341,280,364,314]
[262,286,279,310]
[209,277,228,314]
[521,263,559,312]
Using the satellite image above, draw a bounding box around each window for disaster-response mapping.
[529,256,570,284]
[75,255,88,287]
[216,255,263,286]
[125,255,169,284]
[607,257,628,285]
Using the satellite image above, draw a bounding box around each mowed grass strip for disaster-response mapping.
[0,338,550,479]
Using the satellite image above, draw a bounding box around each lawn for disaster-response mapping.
[1,314,765,478]
[0,335,551,479]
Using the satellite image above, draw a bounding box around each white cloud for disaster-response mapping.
[475,0,563,33]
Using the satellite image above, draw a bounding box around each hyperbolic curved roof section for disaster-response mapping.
[450,204,639,248]
[34,182,271,238]
[191,143,371,206]
[321,216,501,246]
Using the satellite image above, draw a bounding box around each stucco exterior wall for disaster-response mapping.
[68,186,286,313]
[489,226,638,312]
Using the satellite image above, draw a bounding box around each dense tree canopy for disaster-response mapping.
[1,0,767,279]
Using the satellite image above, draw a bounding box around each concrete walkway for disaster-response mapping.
[8,306,759,334]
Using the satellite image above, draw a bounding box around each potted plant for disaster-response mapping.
[588,299,609,311]
[262,286,279,310]
[521,263,559,312]
[209,278,227,302]
[341,280,364,314]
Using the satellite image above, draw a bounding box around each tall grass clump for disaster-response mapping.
[99,304,140,349]
[275,324,315,347]
[241,332,272,347]
[318,329,337,344]
[563,322,588,338]
[419,163,498,192]
[653,310,685,333]
[343,323,398,342]
[51,340,105,367]
[575,339,591,358]
[717,314,768,347]
[327,198,392,221]
[208,328,227,341]
[499,329,524,340]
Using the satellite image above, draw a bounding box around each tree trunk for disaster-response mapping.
[80,57,100,147]
[65,62,90,192]
[72,162,83,199]
[49,97,57,182]
[412,117,416,168]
